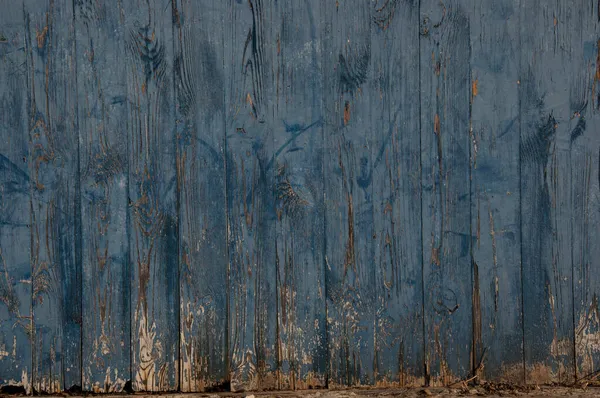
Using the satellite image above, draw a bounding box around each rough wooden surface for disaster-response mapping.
[519,0,579,384]
[224,0,278,391]
[76,0,131,392]
[468,0,524,383]
[0,3,32,393]
[173,0,228,392]
[123,0,179,391]
[24,0,82,392]
[420,0,473,386]
[2,0,600,393]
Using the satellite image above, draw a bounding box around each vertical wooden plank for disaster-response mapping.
[24,0,82,392]
[571,2,600,382]
[468,0,524,383]
[0,2,32,393]
[370,0,424,387]
[519,0,576,384]
[122,0,178,391]
[420,0,472,385]
[224,0,278,391]
[322,0,376,387]
[271,1,327,390]
[172,0,228,392]
[75,0,130,392]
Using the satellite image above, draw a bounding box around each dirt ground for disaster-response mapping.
[48,386,600,398]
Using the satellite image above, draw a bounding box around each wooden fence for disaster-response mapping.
[1,0,599,393]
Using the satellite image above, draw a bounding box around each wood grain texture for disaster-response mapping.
[173,0,228,392]
[322,0,376,387]
[568,2,600,382]
[24,0,82,392]
[0,3,32,393]
[420,0,473,385]
[370,0,424,387]
[468,0,524,383]
[224,0,278,391]
[519,0,576,384]
[271,1,327,390]
[75,0,130,392]
[122,0,178,391]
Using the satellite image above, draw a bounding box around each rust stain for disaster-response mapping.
[344,101,351,125]
[434,114,440,135]
[472,79,478,98]
[431,247,440,266]
[36,25,48,49]
[472,261,482,378]
[596,39,600,82]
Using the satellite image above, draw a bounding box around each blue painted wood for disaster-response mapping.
[122,0,179,391]
[322,0,377,387]
[271,1,327,389]
[173,0,228,391]
[519,0,576,384]
[0,3,32,393]
[370,0,424,386]
[75,0,131,392]
[469,0,524,383]
[573,5,600,381]
[420,0,473,385]
[224,0,278,391]
[23,0,82,392]
[7,0,600,391]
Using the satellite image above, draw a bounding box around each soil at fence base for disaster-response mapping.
[3,383,600,398]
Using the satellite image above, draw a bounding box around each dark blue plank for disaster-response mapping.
[0,2,32,393]
[322,1,376,387]
[224,0,278,390]
[271,1,327,389]
[566,2,600,383]
[122,0,178,391]
[75,0,131,392]
[24,0,82,392]
[173,0,228,391]
[469,0,524,383]
[519,0,576,384]
[420,0,473,385]
[370,0,424,387]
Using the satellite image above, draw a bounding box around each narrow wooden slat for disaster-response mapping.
[519,0,576,384]
[0,1,33,393]
[122,0,178,391]
[468,0,524,383]
[173,0,228,391]
[321,0,376,387]
[24,0,82,391]
[370,0,424,387]
[566,1,600,383]
[75,0,130,392]
[271,1,327,389]
[420,0,473,385]
[224,0,278,390]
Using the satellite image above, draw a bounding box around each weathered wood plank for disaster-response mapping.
[370,0,424,387]
[519,0,576,384]
[122,0,178,391]
[569,2,600,382]
[270,1,327,390]
[24,0,82,392]
[224,0,278,391]
[420,0,473,385]
[322,0,376,387]
[468,0,524,383]
[172,0,228,392]
[75,0,130,392]
[0,2,32,393]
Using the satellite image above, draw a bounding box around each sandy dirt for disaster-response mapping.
[34,386,599,398]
